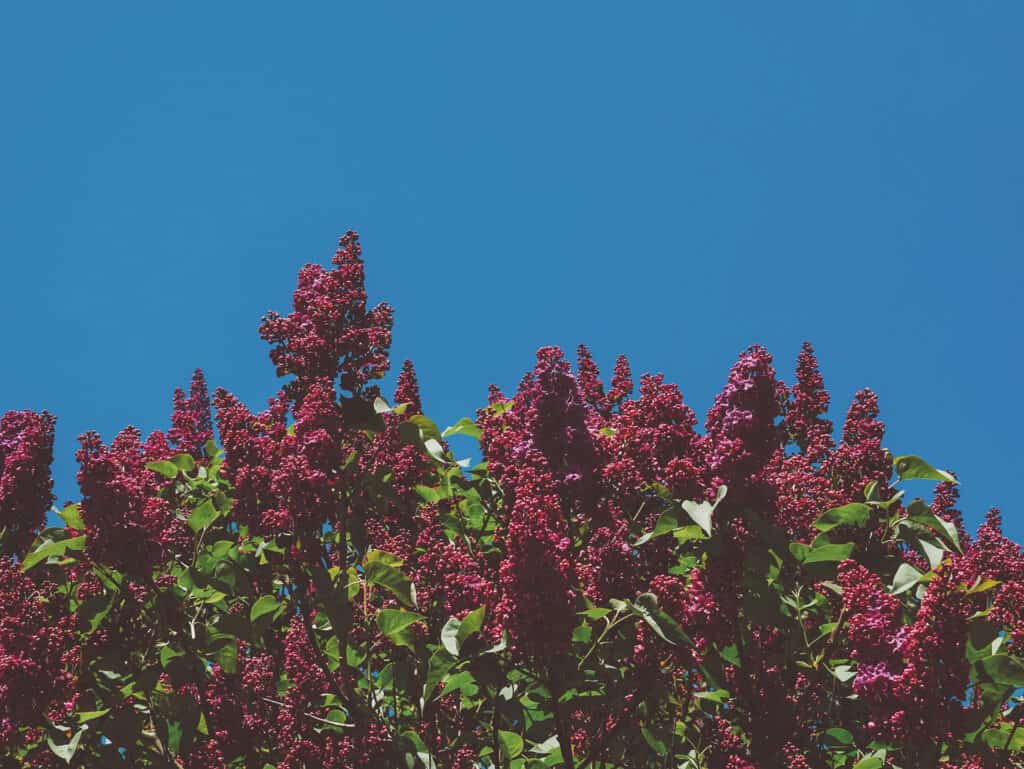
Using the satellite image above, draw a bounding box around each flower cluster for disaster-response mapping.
[259,230,393,401]
[76,426,188,575]
[700,344,786,490]
[170,368,213,458]
[0,409,55,558]
[0,558,77,750]
[215,380,346,545]
[785,341,834,463]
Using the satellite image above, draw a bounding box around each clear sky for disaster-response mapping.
[2,4,1021,538]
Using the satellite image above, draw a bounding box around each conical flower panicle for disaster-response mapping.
[701,344,787,489]
[213,388,290,532]
[259,231,394,403]
[481,348,600,657]
[824,388,890,499]
[605,373,700,499]
[76,425,189,575]
[786,342,834,464]
[931,479,967,548]
[0,409,55,558]
[575,343,611,417]
[481,346,600,512]
[0,558,78,750]
[360,360,433,546]
[608,353,634,406]
[213,380,346,546]
[393,359,422,414]
[527,347,600,492]
[170,368,213,458]
[495,462,576,658]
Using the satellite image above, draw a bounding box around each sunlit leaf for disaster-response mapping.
[890,563,925,595]
[893,454,957,484]
[147,460,180,479]
[377,608,425,650]
[813,503,871,533]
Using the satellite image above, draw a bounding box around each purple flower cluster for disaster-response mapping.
[0,410,55,558]
[259,231,393,401]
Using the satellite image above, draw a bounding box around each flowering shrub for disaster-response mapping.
[2,232,1024,768]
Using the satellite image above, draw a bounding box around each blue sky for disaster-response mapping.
[2,4,1022,538]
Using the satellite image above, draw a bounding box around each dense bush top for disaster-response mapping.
[1,233,1022,769]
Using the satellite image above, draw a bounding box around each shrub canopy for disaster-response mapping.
[2,233,1022,769]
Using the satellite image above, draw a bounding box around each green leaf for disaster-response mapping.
[423,438,448,464]
[529,736,561,755]
[641,725,667,754]
[790,541,855,564]
[718,644,741,667]
[76,709,110,724]
[442,417,482,440]
[824,727,854,745]
[364,550,416,608]
[571,622,592,643]
[340,569,359,603]
[440,606,485,656]
[483,630,508,655]
[250,595,282,623]
[47,727,86,763]
[147,460,180,479]
[440,617,462,656]
[982,722,1024,751]
[162,692,201,756]
[649,609,693,647]
[630,593,692,647]
[422,650,457,702]
[439,670,478,698]
[58,503,84,530]
[968,618,1001,662]
[92,562,123,591]
[634,509,680,546]
[829,664,856,683]
[400,731,437,769]
[207,635,238,674]
[681,499,713,536]
[415,485,442,503]
[813,503,871,533]
[171,453,196,472]
[160,645,185,668]
[917,537,947,570]
[967,578,1001,595]
[890,563,925,595]
[187,500,219,533]
[694,688,731,704]
[680,485,726,536]
[851,758,883,769]
[22,536,85,571]
[893,455,957,484]
[905,498,962,553]
[981,655,1024,687]
[673,525,708,545]
[409,414,444,442]
[457,605,486,648]
[377,608,425,650]
[499,730,524,760]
